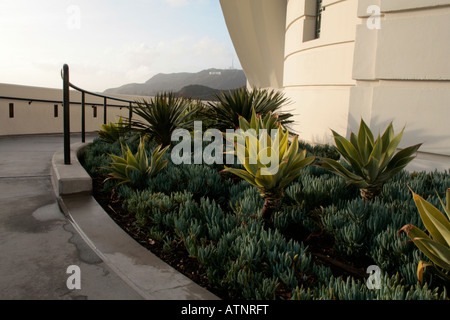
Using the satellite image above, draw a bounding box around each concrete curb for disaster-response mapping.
[51,143,219,300]
[51,142,92,196]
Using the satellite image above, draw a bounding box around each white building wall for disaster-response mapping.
[283,0,359,143]
[221,0,450,171]
[220,0,287,89]
[351,0,450,171]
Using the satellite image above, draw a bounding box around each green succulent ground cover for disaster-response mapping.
[81,134,449,300]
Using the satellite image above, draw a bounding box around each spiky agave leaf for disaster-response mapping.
[400,189,450,284]
[318,119,422,200]
[238,108,281,135]
[103,137,169,188]
[222,122,315,224]
[147,144,170,177]
[129,92,198,147]
[209,87,293,132]
[98,116,128,143]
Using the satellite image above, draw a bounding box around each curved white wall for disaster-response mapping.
[283,0,359,143]
[221,0,450,171]
[220,0,287,89]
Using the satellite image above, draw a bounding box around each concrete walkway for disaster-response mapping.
[0,134,144,300]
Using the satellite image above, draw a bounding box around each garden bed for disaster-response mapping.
[81,136,449,300]
[92,175,372,299]
[91,175,223,297]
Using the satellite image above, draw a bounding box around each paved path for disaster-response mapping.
[0,134,143,300]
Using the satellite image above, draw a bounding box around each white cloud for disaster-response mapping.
[102,36,237,87]
[0,0,240,92]
[47,36,239,91]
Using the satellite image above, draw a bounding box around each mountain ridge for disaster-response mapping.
[104,68,246,97]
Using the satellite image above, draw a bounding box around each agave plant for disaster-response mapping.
[239,108,282,134]
[223,112,315,225]
[400,188,450,284]
[104,137,169,188]
[317,119,422,200]
[130,92,198,147]
[97,116,128,143]
[209,87,293,132]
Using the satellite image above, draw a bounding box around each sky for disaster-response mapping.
[0,0,241,92]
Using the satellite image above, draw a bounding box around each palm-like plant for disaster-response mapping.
[104,137,169,189]
[130,92,198,146]
[400,188,450,285]
[317,119,422,200]
[209,87,293,132]
[223,111,315,225]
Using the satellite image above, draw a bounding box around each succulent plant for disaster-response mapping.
[130,92,198,147]
[97,116,128,143]
[209,87,293,132]
[238,108,282,134]
[81,131,450,300]
[317,119,422,200]
[104,137,169,188]
[223,111,315,225]
[400,188,450,284]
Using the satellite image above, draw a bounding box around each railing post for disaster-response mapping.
[128,102,133,128]
[63,64,71,165]
[81,91,86,143]
[103,97,107,125]
[60,65,136,149]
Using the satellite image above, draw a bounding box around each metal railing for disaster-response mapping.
[0,96,134,108]
[62,64,138,165]
[0,96,63,105]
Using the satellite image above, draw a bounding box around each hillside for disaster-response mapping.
[175,84,224,101]
[104,68,246,97]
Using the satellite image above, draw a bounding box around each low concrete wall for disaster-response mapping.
[51,142,92,197]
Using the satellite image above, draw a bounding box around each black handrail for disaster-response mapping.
[0,96,136,108]
[62,64,137,165]
[0,96,63,105]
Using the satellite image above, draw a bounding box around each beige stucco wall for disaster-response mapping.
[0,83,147,136]
[350,0,450,170]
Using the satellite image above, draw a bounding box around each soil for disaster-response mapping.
[92,176,373,300]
